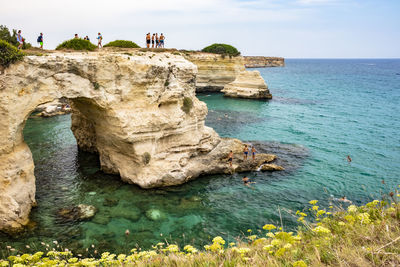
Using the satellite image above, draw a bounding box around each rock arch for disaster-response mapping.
[0,52,277,232]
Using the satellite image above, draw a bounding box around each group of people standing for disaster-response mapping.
[76,33,103,48]
[146,33,165,48]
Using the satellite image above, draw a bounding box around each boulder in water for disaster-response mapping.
[57,204,97,222]
[260,164,285,171]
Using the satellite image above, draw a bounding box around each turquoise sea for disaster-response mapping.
[1,59,400,256]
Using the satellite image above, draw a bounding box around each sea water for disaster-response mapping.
[1,59,399,255]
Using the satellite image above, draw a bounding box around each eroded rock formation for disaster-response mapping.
[185,53,273,99]
[221,70,272,99]
[244,56,285,68]
[184,53,245,93]
[0,51,281,232]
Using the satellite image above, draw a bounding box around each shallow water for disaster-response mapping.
[1,59,399,255]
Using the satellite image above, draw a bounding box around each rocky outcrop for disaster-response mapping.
[221,70,272,99]
[185,53,273,99]
[57,204,97,222]
[0,51,281,233]
[244,56,285,68]
[34,98,71,117]
[260,164,285,171]
[184,53,245,93]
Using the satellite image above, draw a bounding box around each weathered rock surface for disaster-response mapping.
[57,204,97,222]
[221,70,272,99]
[185,53,272,99]
[244,56,285,68]
[34,98,71,117]
[260,163,285,171]
[184,53,245,92]
[0,51,280,232]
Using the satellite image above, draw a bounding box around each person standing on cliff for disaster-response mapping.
[251,146,256,161]
[159,33,165,48]
[97,33,103,48]
[151,34,155,48]
[17,30,23,50]
[243,145,249,160]
[227,150,233,168]
[155,33,159,48]
[146,33,151,48]
[37,33,43,49]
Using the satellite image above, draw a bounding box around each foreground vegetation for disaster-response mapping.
[56,39,97,51]
[0,40,24,68]
[104,40,140,48]
[1,187,399,266]
[202,43,241,57]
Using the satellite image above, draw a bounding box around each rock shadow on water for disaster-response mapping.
[205,109,267,131]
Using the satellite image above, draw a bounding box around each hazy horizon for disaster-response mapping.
[1,0,399,58]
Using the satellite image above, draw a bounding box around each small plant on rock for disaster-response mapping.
[181,97,193,114]
[142,152,151,165]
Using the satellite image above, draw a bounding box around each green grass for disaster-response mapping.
[56,39,97,51]
[104,40,140,48]
[0,40,24,68]
[202,43,240,57]
[2,190,400,266]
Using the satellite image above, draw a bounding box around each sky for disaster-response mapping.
[0,0,399,58]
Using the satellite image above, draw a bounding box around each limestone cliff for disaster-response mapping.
[244,56,285,68]
[184,53,245,93]
[0,51,281,232]
[222,70,272,99]
[184,53,273,99]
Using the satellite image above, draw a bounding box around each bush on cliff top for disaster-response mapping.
[202,43,240,57]
[104,40,140,48]
[56,38,97,51]
[0,40,24,68]
[2,190,400,266]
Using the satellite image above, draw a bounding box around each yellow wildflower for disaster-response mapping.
[312,205,319,211]
[338,221,346,226]
[344,214,355,224]
[357,212,371,224]
[312,226,331,235]
[347,205,357,213]
[293,260,308,267]
[263,224,276,231]
[212,236,226,245]
[309,200,318,205]
[266,232,275,238]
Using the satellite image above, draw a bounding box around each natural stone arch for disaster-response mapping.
[0,52,278,232]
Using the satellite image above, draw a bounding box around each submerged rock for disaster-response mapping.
[145,209,166,221]
[109,207,141,222]
[103,198,119,207]
[57,204,97,222]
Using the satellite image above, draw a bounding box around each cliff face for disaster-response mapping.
[0,52,280,232]
[184,53,245,92]
[185,53,272,99]
[222,70,272,99]
[244,56,285,68]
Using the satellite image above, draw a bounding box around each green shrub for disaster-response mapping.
[104,40,140,48]
[56,38,97,51]
[0,40,24,68]
[201,43,240,57]
[142,152,151,165]
[0,25,32,50]
[181,97,193,114]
